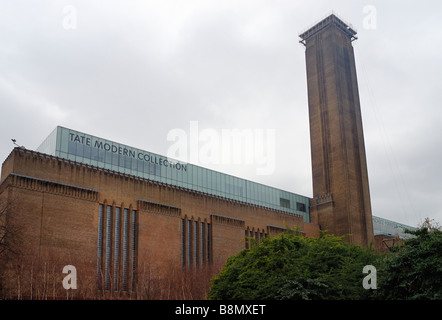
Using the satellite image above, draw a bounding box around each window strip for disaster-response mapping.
[113,207,121,291]
[97,204,104,287]
[104,205,112,290]
[181,219,185,267]
[122,208,129,291]
[131,210,137,292]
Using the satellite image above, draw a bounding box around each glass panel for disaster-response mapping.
[200,222,204,265]
[122,209,129,291]
[104,206,112,290]
[97,204,104,285]
[113,207,121,291]
[181,219,185,266]
[187,220,191,266]
[207,224,211,263]
[131,210,137,292]
[194,221,198,265]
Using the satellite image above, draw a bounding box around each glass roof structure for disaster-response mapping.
[37,126,311,222]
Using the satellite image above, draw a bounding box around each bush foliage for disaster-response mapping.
[209,223,442,300]
[375,227,442,300]
[208,231,381,300]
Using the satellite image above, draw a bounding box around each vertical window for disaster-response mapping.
[131,210,137,292]
[187,219,191,266]
[97,204,104,288]
[194,221,198,265]
[181,218,211,267]
[280,198,290,208]
[181,219,186,267]
[104,206,112,291]
[122,208,129,291]
[245,229,249,249]
[296,202,306,212]
[200,222,204,265]
[113,207,121,291]
[97,204,137,293]
[207,223,211,264]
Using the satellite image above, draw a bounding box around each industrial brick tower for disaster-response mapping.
[300,14,374,246]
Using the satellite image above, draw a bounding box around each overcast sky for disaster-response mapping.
[1,0,441,228]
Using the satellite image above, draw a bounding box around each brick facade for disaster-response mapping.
[0,14,410,299]
[0,148,319,296]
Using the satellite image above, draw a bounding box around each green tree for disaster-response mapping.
[376,222,442,300]
[208,231,381,300]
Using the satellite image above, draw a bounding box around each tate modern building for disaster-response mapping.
[0,14,413,298]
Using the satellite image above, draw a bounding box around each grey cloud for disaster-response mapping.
[0,0,441,228]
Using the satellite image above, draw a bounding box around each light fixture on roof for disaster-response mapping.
[11,139,26,149]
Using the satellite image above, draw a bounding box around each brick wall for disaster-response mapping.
[0,148,319,294]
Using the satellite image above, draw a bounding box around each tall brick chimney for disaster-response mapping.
[300,14,374,246]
